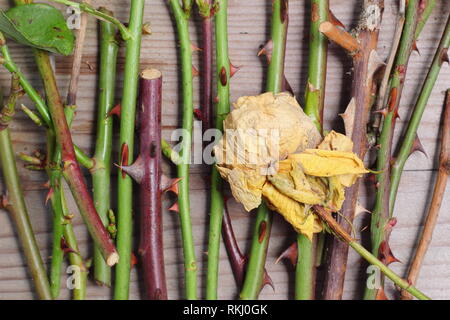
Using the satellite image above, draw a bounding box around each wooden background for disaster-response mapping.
[0,0,449,300]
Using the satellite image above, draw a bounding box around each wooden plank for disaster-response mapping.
[0,0,448,299]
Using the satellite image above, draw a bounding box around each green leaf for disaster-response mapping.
[0,4,74,55]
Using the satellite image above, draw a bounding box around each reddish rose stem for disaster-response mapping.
[34,50,118,266]
[222,199,272,290]
[200,5,213,132]
[222,200,246,286]
[138,69,167,300]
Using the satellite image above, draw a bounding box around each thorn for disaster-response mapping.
[388,87,398,112]
[60,238,77,256]
[275,241,297,267]
[118,155,145,184]
[168,201,179,213]
[355,201,370,217]
[440,48,449,65]
[262,271,275,292]
[162,177,181,195]
[219,66,227,86]
[130,253,138,268]
[229,61,241,78]
[373,108,388,117]
[45,187,54,205]
[108,104,121,118]
[257,39,273,62]
[213,96,219,104]
[410,134,428,157]
[258,221,267,243]
[375,288,389,300]
[328,10,345,29]
[412,40,420,55]
[379,240,401,265]
[192,65,200,77]
[120,143,129,179]
[191,42,202,52]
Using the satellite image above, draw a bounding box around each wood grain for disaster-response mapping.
[0,0,448,300]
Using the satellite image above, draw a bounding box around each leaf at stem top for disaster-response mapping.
[0,4,74,56]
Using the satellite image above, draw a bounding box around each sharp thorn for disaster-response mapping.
[328,10,345,29]
[229,61,242,78]
[168,201,179,213]
[120,143,129,179]
[192,65,200,77]
[118,155,145,184]
[191,42,202,52]
[45,187,54,205]
[275,241,298,267]
[412,40,420,55]
[376,288,389,300]
[410,134,428,158]
[108,104,121,118]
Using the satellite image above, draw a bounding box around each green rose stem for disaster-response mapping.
[114,0,145,300]
[168,0,198,300]
[296,0,329,300]
[312,205,430,300]
[12,0,117,265]
[364,0,433,300]
[240,0,288,300]
[92,8,119,288]
[319,0,383,300]
[389,13,450,222]
[401,90,450,300]
[0,80,52,300]
[205,0,228,300]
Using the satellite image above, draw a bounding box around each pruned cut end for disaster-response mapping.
[141,68,162,80]
[107,252,120,266]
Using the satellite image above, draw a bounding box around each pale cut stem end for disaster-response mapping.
[107,252,120,266]
[141,68,162,80]
[319,21,360,53]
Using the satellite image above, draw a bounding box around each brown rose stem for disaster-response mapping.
[320,0,384,300]
[400,90,450,299]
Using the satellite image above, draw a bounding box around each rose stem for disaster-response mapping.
[0,36,94,169]
[364,0,434,300]
[401,90,450,300]
[296,0,329,300]
[46,106,88,300]
[390,12,449,224]
[13,0,118,265]
[319,0,384,300]
[44,0,131,40]
[135,69,168,299]
[240,0,288,300]
[114,0,146,300]
[313,205,430,300]
[92,7,119,288]
[168,0,198,300]
[48,0,91,298]
[0,79,53,300]
[197,0,214,132]
[205,0,229,300]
